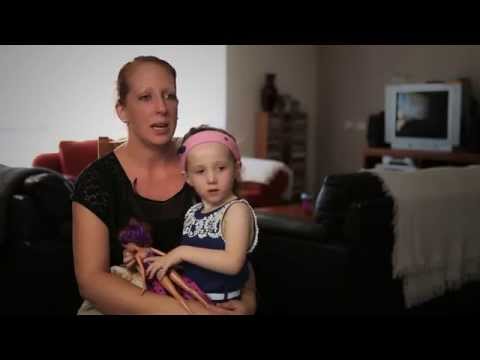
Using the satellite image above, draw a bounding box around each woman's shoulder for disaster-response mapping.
[72,152,124,202]
[71,153,121,226]
[76,152,120,183]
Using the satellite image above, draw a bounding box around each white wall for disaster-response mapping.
[317,45,480,180]
[226,45,319,193]
[0,45,226,167]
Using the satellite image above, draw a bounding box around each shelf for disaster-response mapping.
[256,111,308,197]
[364,147,480,169]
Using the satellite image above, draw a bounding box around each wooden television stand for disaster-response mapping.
[363,147,480,169]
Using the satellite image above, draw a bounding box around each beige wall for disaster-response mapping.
[226,45,319,193]
[317,45,480,184]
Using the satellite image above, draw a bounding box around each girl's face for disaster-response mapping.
[185,142,240,211]
[116,62,178,147]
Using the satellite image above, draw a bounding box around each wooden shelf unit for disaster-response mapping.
[255,111,307,199]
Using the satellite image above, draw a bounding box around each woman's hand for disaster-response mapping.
[210,299,252,315]
[182,300,246,315]
[210,285,257,315]
[123,248,136,269]
[122,243,146,269]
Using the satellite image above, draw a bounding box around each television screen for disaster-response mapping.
[395,91,448,139]
[385,82,462,151]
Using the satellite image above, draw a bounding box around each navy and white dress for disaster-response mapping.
[180,198,258,302]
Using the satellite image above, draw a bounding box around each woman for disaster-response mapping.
[72,56,257,314]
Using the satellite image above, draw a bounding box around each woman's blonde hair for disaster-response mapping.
[116,56,176,106]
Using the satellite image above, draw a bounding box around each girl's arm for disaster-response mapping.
[146,202,253,278]
[73,202,212,315]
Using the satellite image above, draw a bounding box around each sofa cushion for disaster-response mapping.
[59,140,98,177]
[32,152,62,172]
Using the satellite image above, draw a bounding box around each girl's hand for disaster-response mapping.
[144,249,182,280]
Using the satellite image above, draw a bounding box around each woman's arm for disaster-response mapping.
[73,202,210,315]
[212,262,257,315]
[235,261,257,314]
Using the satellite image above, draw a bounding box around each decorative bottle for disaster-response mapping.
[261,73,278,112]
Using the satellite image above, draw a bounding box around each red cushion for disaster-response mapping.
[32,152,62,172]
[239,170,290,207]
[263,169,289,197]
[59,140,98,177]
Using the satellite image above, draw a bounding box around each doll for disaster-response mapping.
[118,218,212,313]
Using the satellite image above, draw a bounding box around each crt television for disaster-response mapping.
[385,82,462,151]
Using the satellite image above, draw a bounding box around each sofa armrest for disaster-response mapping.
[256,212,328,242]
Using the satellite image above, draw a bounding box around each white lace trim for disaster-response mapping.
[182,199,258,253]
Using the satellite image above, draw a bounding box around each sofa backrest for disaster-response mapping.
[59,140,98,177]
[97,136,126,158]
[314,172,391,243]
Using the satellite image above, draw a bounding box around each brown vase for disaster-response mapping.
[261,73,278,112]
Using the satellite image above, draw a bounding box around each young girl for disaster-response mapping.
[143,125,258,303]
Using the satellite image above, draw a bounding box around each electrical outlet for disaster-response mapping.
[344,121,353,130]
[355,122,366,131]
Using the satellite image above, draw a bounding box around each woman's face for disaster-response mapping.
[116,62,178,147]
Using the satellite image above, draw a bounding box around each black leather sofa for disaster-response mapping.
[2,164,479,315]
[251,172,480,316]
[0,165,81,315]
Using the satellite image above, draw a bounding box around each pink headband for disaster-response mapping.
[178,130,241,170]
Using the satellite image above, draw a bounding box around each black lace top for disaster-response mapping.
[71,152,198,266]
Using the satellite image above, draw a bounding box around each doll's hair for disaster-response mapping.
[118,218,153,247]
